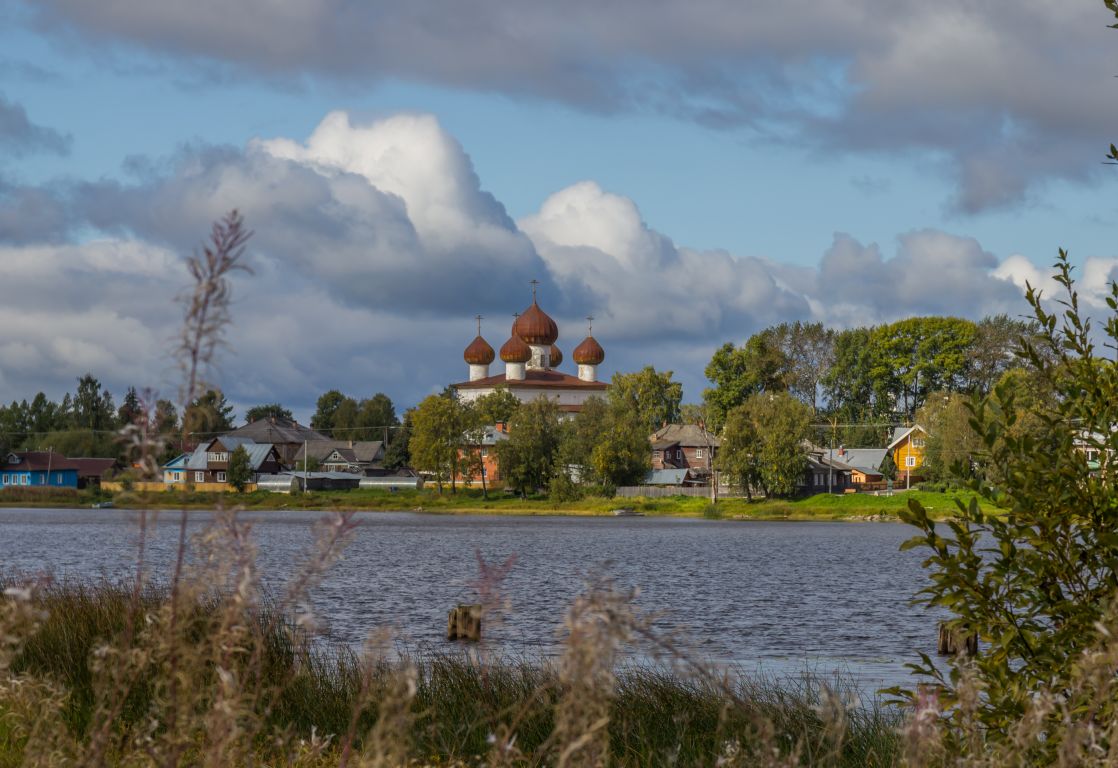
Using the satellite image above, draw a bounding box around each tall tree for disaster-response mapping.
[226,444,253,492]
[383,408,414,470]
[27,393,57,436]
[118,387,144,427]
[966,314,1031,395]
[589,404,650,488]
[496,398,562,496]
[183,389,236,438]
[153,399,179,435]
[719,392,811,498]
[311,390,347,433]
[243,403,293,423]
[609,366,683,433]
[356,393,398,438]
[472,388,521,425]
[703,331,790,428]
[73,374,116,432]
[771,321,834,411]
[408,394,466,493]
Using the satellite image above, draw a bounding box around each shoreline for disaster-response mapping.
[0,487,974,522]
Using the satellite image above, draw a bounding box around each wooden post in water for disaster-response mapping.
[937,623,978,656]
[447,604,482,642]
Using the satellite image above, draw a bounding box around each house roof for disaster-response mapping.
[829,448,887,475]
[453,370,609,390]
[3,451,80,472]
[162,454,189,470]
[293,440,384,464]
[461,426,509,446]
[643,468,692,485]
[185,440,277,470]
[649,424,721,448]
[69,458,117,478]
[225,417,328,446]
[650,440,678,450]
[886,424,928,451]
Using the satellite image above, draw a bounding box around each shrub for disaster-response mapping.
[893,251,1118,761]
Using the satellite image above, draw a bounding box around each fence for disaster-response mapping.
[102,481,257,493]
[615,485,746,499]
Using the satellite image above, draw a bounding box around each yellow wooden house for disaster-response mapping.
[887,424,929,485]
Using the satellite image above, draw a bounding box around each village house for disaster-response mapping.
[887,424,929,486]
[293,440,385,474]
[649,424,721,476]
[826,447,888,487]
[165,437,283,487]
[456,423,508,484]
[0,451,119,490]
[223,416,329,466]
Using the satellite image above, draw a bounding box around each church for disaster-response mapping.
[454,287,608,414]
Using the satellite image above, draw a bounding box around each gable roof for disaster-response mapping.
[293,440,384,464]
[225,417,328,446]
[649,424,721,448]
[185,440,278,470]
[830,448,888,475]
[3,451,80,472]
[69,457,117,478]
[643,468,693,485]
[886,424,929,451]
[460,426,509,446]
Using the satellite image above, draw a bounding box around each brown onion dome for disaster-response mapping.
[500,334,532,363]
[463,335,495,365]
[573,336,605,365]
[513,300,559,345]
[549,344,563,367]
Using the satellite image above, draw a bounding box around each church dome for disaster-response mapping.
[463,335,495,365]
[513,300,559,346]
[573,335,605,365]
[549,344,563,367]
[500,334,532,363]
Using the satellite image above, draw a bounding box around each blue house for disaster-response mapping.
[1,452,79,488]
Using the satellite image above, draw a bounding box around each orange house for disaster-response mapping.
[456,423,508,485]
[887,424,929,486]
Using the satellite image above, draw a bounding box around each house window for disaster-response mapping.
[906,456,917,468]
[56,473,63,484]
[676,450,682,459]
[912,438,925,448]
[206,451,228,463]
[1,474,7,484]
[216,472,227,482]
[195,471,205,483]
[480,448,488,457]
[695,449,704,459]
[21,474,29,485]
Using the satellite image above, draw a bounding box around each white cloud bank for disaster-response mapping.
[0,111,1109,413]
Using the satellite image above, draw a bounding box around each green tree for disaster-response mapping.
[609,367,682,433]
[226,444,253,492]
[915,392,981,483]
[330,397,360,436]
[965,314,1032,395]
[496,398,561,496]
[73,373,116,432]
[310,390,347,433]
[117,387,143,427]
[243,403,292,423]
[384,408,414,469]
[27,393,58,435]
[589,404,650,488]
[770,321,834,411]
[153,399,178,435]
[184,389,235,439]
[821,327,880,418]
[471,388,521,425]
[408,394,465,493]
[355,395,400,438]
[556,397,610,480]
[716,405,763,499]
[703,331,790,428]
[721,392,811,498]
[870,316,977,418]
[894,251,1118,757]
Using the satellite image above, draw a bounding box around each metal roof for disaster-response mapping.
[643,468,691,486]
[648,424,722,448]
[185,440,276,470]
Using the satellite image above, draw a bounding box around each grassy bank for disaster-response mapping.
[0,484,978,521]
[0,580,903,767]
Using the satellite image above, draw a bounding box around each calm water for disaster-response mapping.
[0,508,942,690]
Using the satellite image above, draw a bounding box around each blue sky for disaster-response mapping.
[2,0,1118,421]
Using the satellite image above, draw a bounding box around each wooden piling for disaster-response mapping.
[447,604,482,642]
[937,623,978,656]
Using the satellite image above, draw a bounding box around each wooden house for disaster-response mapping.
[887,425,929,485]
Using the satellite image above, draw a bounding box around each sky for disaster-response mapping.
[1,0,1118,423]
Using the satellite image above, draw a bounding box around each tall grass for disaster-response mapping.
[1,577,902,766]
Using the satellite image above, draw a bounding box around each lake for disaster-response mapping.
[0,507,942,691]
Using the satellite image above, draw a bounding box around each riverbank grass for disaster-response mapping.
[0,580,902,766]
